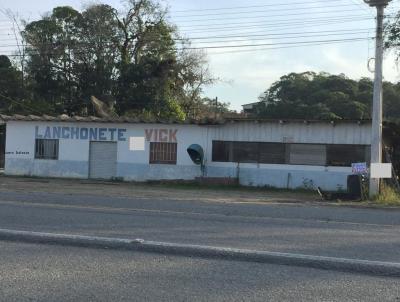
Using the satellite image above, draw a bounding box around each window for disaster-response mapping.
[259,143,286,164]
[149,142,177,164]
[212,141,286,164]
[212,140,370,167]
[289,144,326,166]
[212,141,232,162]
[233,142,259,163]
[326,145,369,166]
[35,139,59,160]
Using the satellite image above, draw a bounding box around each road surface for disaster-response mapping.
[0,180,400,300]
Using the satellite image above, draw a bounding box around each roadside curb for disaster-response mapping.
[1,228,400,277]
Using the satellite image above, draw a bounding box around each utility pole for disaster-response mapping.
[364,0,391,197]
[214,97,218,119]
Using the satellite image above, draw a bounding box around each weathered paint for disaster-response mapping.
[4,120,371,191]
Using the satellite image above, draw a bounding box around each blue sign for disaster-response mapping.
[35,126,127,142]
[352,162,368,174]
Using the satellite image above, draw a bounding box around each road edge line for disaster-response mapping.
[0,228,399,277]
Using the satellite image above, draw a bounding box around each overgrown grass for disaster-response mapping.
[375,183,400,205]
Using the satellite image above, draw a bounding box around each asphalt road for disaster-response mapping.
[0,191,399,262]
[1,189,400,301]
[1,241,400,302]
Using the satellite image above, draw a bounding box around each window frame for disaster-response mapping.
[326,144,369,167]
[34,139,59,160]
[212,140,286,164]
[212,140,369,167]
[149,142,177,165]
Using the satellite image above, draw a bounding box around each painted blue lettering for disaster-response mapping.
[52,127,61,139]
[44,127,51,139]
[118,129,127,141]
[89,128,98,140]
[71,127,79,139]
[35,126,43,139]
[80,128,88,140]
[62,127,70,139]
[99,128,107,140]
[109,128,117,141]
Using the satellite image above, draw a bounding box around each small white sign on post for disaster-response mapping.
[129,137,145,151]
[352,162,368,174]
[370,163,392,179]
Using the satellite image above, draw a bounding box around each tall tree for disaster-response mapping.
[0,55,25,113]
[255,72,400,122]
[16,0,216,120]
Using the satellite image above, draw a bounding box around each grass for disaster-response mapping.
[375,183,400,206]
[143,180,316,195]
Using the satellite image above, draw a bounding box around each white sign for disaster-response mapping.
[352,162,368,174]
[129,137,145,151]
[370,163,392,178]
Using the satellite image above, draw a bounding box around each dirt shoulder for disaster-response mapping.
[0,175,319,204]
[0,175,397,209]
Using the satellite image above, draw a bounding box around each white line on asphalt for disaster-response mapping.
[0,228,400,277]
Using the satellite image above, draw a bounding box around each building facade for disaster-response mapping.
[3,116,372,191]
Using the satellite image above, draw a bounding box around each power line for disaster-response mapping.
[207,38,372,55]
[177,17,376,32]
[171,2,367,18]
[171,8,369,24]
[178,17,375,34]
[171,0,346,13]
[0,28,373,47]
[184,37,374,50]
[0,92,44,115]
[177,28,376,40]
[0,36,374,57]
[187,31,373,45]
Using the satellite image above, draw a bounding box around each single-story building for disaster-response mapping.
[1,115,372,191]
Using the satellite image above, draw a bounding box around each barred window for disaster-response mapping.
[149,142,177,164]
[212,141,286,164]
[326,145,369,166]
[259,142,286,164]
[289,144,326,166]
[212,140,369,167]
[35,139,59,160]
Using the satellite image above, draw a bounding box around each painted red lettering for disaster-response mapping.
[145,129,153,141]
[159,129,168,142]
[169,129,178,142]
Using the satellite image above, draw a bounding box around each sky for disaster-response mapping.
[1,0,400,111]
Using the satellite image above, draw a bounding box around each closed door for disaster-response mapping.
[89,141,117,179]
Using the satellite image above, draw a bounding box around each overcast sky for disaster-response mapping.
[1,0,399,111]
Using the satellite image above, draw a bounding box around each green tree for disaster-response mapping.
[0,55,25,113]
[17,0,216,119]
[255,72,400,121]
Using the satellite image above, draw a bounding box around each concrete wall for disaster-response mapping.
[4,120,371,191]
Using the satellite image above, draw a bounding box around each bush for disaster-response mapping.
[375,183,400,205]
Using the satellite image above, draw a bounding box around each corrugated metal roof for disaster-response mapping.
[0,114,371,125]
[0,114,224,125]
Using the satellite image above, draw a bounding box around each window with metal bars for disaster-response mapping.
[149,142,177,164]
[212,140,286,164]
[212,140,369,167]
[35,139,59,160]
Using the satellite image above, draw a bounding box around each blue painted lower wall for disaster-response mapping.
[5,159,351,191]
[5,159,89,179]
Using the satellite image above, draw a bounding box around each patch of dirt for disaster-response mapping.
[0,176,318,204]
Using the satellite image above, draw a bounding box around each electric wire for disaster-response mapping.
[171,2,368,18]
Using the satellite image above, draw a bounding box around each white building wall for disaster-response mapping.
[4,120,372,191]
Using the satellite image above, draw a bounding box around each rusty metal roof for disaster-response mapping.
[0,114,225,125]
[0,114,371,125]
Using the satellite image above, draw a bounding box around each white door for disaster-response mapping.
[89,141,117,179]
